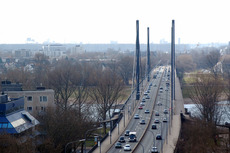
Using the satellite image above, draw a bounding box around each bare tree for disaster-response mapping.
[33,53,50,87]
[90,68,124,134]
[48,59,81,111]
[189,74,223,124]
[117,56,133,85]
[176,54,196,82]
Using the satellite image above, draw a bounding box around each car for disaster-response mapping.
[150,83,152,86]
[144,92,148,95]
[160,87,163,90]
[159,90,163,93]
[157,102,162,106]
[140,119,145,124]
[138,106,143,109]
[115,142,122,148]
[156,134,162,140]
[151,124,157,129]
[145,109,150,114]
[151,146,158,153]
[165,88,168,91]
[147,90,150,93]
[146,95,150,99]
[129,132,137,142]
[119,136,125,143]
[140,102,145,106]
[163,118,167,122]
[154,84,157,87]
[163,109,168,114]
[124,144,131,151]
[155,112,160,116]
[154,119,160,124]
[125,130,130,136]
[134,114,140,119]
[142,98,146,102]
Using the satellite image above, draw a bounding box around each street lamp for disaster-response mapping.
[65,139,85,153]
[84,127,102,153]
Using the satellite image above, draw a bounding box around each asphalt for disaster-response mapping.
[93,71,184,153]
[162,76,185,153]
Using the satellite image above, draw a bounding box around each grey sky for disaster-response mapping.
[0,0,229,44]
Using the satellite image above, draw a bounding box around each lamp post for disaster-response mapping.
[65,139,85,153]
[84,127,102,153]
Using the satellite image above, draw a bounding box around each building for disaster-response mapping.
[70,45,84,55]
[1,81,55,115]
[42,44,66,58]
[0,94,39,134]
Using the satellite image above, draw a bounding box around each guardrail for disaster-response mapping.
[131,67,165,152]
[88,67,160,153]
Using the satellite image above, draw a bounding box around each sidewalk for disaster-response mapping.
[162,76,184,153]
[92,74,152,153]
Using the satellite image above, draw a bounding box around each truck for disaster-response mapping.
[129,132,137,142]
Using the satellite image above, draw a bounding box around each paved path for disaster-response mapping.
[162,76,184,153]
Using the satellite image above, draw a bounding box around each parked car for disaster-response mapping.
[151,146,158,153]
[119,136,125,143]
[156,134,162,140]
[124,144,131,151]
[115,142,122,148]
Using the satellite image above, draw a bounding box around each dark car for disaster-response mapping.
[151,124,157,129]
[115,142,122,148]
[156,134,162,140]
[146,95,150,99]
[155,112,160,116]
[154,119,160,124]
[125,130,130,136]
[142,98,146,102]
[163,109,168,114]
[119,136,125,143]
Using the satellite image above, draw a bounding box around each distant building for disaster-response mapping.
[1,81,55,115]
[42,44,66,58]
[0,94,39,134]
[14,49,31,58]
[70,45,84,55]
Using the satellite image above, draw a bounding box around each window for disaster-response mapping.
[27,107,32,111]
[27,96,33,101]
[40,96,48,102]
[41,107,46,111]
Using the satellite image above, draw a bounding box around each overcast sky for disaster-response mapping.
[0,0,229,44]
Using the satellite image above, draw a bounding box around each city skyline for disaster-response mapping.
[0,0,229,44]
